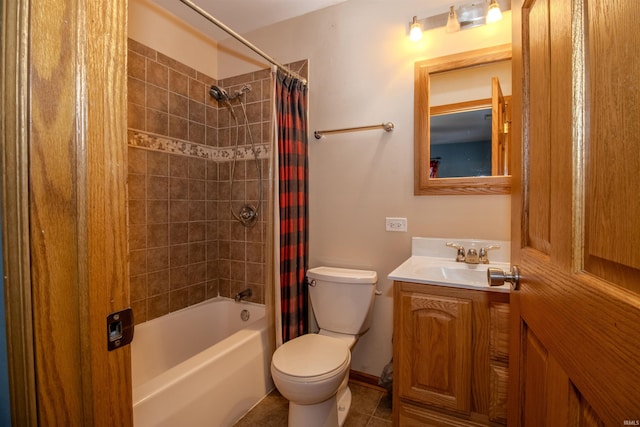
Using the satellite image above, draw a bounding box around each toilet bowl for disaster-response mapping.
[271,266,378,427]
[271,334,351,427]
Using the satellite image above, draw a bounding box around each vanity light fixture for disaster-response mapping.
[409,0,510,41]
[486,0,503,24]
[446,6,461,33]
[409,16,423,42]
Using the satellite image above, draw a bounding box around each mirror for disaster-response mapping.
[414,44,512,195]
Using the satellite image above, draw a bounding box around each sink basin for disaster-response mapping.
[388,256,511,292]
[415,265,488,286]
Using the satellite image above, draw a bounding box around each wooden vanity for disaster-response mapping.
[392,280,509,426]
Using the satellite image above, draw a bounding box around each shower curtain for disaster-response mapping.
[273,69,309,345]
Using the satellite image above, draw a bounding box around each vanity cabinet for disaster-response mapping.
[393,281,509,426]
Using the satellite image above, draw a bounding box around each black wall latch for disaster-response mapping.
[107,308,134,351]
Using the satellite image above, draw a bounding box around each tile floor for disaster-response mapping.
[234,380,393,427]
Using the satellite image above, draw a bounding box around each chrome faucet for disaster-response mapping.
[235,288,252,303]
[465,248,480,264]
[447,242,500,264]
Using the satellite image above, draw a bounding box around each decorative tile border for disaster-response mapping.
[128,130,270,161]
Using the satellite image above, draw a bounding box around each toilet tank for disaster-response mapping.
[307,266,378,336]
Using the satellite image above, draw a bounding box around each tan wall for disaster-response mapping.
[128,0,218,78]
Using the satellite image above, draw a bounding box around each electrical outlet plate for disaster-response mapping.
[386,217,407,232]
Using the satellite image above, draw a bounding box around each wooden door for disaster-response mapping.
[1,0,132,425]
[509,0,640,425]
[491,77,509,176]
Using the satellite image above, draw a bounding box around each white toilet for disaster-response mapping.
[270,266,378,427]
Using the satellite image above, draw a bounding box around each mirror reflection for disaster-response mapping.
[429,58,511,178]
[414,44,512,195]
[430,106,493,178]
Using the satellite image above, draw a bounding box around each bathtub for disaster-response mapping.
[131,297,274,426]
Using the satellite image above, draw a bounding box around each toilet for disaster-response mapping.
[270,266,378,427]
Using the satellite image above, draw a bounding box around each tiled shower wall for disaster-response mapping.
[126,39,275,324]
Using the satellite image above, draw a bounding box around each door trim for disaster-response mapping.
[1,0,38,424]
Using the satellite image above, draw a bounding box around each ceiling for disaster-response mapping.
[154,0,474,42]
[153,0,353,42]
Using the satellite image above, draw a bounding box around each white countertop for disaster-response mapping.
[388,237,511,293]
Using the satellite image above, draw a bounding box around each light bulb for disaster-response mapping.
[409,16,423,42]
[446,6,460,33]
[486,0,503,24]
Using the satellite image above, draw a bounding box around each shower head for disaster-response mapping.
[210,85,230,102]
[210,84,253,103]
[211,84,237,121]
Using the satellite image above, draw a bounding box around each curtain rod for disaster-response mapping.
[178,0,307,84]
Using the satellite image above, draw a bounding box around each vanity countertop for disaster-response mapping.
[388,237,511,293]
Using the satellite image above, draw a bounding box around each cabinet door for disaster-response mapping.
[397,290,472,413]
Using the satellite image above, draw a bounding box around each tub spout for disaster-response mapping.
[235,288,252,303]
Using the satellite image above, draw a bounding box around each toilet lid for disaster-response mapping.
[272,334,350,378]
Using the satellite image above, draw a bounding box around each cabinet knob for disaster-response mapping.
[487,266,520,290]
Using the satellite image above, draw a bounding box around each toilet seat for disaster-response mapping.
[272,334,350,382]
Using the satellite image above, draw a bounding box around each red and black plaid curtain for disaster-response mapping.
[275,70,309,342]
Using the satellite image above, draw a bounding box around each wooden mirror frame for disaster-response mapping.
[414,44,512,195]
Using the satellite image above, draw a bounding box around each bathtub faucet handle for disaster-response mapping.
[235,288,253,303]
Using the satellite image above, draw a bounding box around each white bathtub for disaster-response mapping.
[132,297,273,426]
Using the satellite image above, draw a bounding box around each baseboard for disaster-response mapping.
[349,370,386,392]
